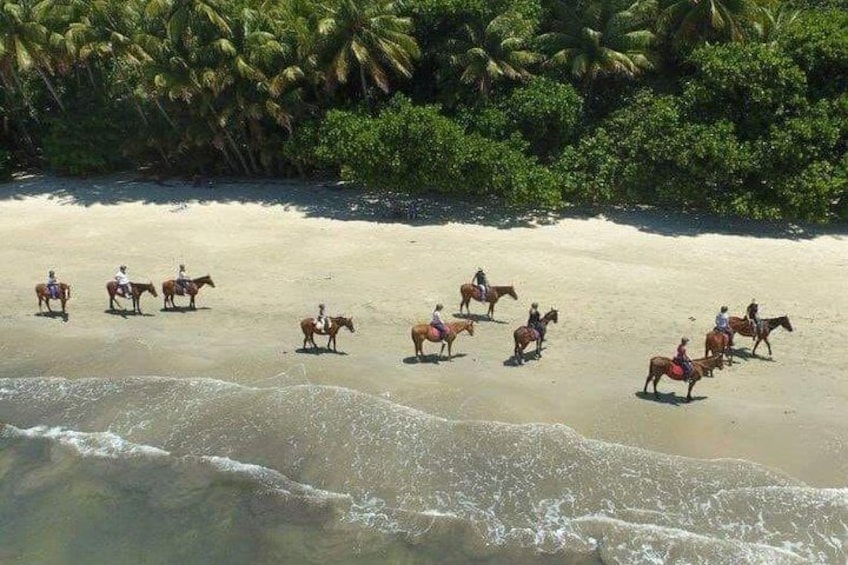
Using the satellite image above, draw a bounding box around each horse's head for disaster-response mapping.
[507,286,518,300]
[202,275,215,288]
[545,308,558,324]
[342,317,355,332]
[781,315,793,332]
[465,320,475,336]
[148,282,158,297]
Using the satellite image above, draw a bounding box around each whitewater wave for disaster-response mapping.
[1,376,846,563]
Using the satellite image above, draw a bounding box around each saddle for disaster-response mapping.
[428,326,449,341]
[669,361,688,380]
[175,282,195,296]
[525,327,541,341]
[45,286,61,299]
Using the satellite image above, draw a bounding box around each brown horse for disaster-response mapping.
[300,316,355,353]
[729,315,793,357]
[106,280,158,314]
[459,284,518,320]
[162,275,215,310]
[411,319,475,361]
[704,330,733,367]
[643,354,724,402]
[35,282,71,315]
[513,309,558,365]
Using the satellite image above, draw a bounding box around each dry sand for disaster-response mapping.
[1,174,846,487]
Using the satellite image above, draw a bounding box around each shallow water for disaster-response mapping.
[1,376,846,564]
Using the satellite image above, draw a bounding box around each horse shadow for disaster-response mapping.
[503,346,547,366]
[159,306,212,314]
[634,391,707,406]
[294,347,349,356]
[403,353,468,364]
[729,347,776,362]
[453,312,508,324]
[34,311,69,322]
[103,309,154,318]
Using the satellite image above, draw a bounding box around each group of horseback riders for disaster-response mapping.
[44,264,198,300]
[428,268,544,341]
[673,299,762,380]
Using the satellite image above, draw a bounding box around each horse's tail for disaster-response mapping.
[65,284,71,299]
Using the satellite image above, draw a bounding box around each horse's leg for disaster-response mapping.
[752,337,760,356]
[535,339,542,358]
[686,378,696,402]
[764,336,772,357]
[487,302,494,320]
[45,298,53,313]
[190,294,196,310]
[643,367,653,394]
[653,375,660,398]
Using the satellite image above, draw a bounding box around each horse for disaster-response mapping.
[643,354,724,403]
[106,280,158,314]
[704,330,734,367]
[35,282,71,315]
[513,309,558,365]
[729,315,793,357]
[411,319,475,361]
[459,284,517,320]
[300,316,355,353]
[162,274,215,310]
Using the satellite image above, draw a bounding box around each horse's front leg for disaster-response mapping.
[764,336,772,356]
[535,339,542,359]
[487,302,494,320]
[752,338,761,356]
[686,379,696,402]
[45,298,53,313]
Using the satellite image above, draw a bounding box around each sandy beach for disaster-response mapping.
[1,173,847,488]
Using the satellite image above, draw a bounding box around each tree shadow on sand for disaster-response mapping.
[403,353,469,364]
[4,173,845,238]
[34,311,69,322]
[635,391,707,406]
[453,312,508,324]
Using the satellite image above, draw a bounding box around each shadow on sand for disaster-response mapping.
[103,309,154,318]
[295,347,349,355]
[453,312,508,324]
[504,346,547,366]
[34,311,68,322]
[159,306,212,314]
[635,391,707,406]
[729,347,776,362]
[403,353,469,364]
[4,173,846,238]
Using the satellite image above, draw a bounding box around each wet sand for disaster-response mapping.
[1,174,846,487]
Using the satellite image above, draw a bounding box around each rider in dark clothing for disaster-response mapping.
[473,268,488,300]
[745,299,760,336]
[527,302,545,341]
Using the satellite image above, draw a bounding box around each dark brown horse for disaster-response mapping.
[300,316,355,352]
[162,274,215,310]
[411,319,475,361]
[35,282,71,315]
[643,354,724,402]
[729,315,793,357]
[459,284,517,320]
[704,330,733,367]
[107,281,158,314]
[513,309,558,364]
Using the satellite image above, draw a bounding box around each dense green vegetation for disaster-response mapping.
[0,0,846,221]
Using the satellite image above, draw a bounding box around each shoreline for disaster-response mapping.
[1,174,847,487]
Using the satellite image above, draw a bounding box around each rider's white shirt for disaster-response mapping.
[115,272,129,285]
[178,270,188,281]
[432,311,444,325]
[715,312,729,329]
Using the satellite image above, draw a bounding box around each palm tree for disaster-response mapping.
[318,0,420,101]
[539,0,657,90]
[659,0,748,46]
[448,11,541,96]
[748,2,799,44]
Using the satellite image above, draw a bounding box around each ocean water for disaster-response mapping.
[0,376,845,564]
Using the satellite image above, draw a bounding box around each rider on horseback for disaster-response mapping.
[431,304,448,340]
[674,337,694,380]
[473,268,489,301]
[745,299,761,336]
[315,303,331,332]
[714,305,733,346]
[46,270,60,299]
[115,265,131,298]
[527,302,545,341]
[176,264,192,293]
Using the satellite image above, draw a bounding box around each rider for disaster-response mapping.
[46,270,60,299]
[674,337,694,380]
[745,299,761,336]
[114,265,131,297]
[431,303,448,340]
[176,264,192,293]
[714,305,733,346]
[527,302,545,341]
[315,303,331,332]
[472,267,489,301]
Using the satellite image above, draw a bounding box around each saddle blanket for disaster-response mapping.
[670,363,685,380]
[428,326,448,341]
